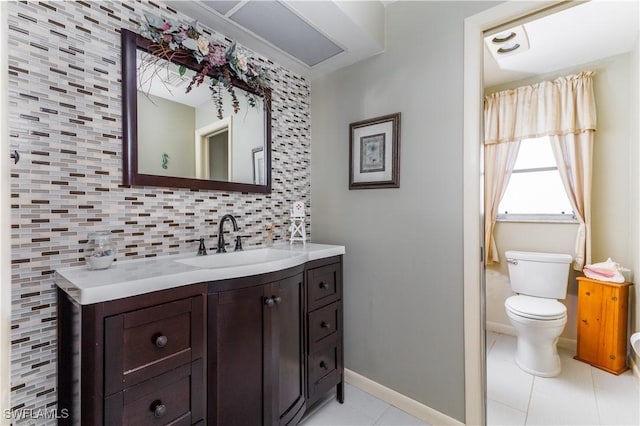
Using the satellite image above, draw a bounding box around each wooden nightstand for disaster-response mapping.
[575,276,632,374]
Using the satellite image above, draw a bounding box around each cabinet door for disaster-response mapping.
[208,273,305,426]
[208,284,270,426]
[272,273,306,426]
[577,280,602,363]
[577,280,628,372]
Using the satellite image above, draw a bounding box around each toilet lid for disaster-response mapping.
[505,295,567,320]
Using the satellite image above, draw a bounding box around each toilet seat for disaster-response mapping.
[505,295,566,320]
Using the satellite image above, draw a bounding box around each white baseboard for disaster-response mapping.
[344,369,463,426]
[486,321,514,337]
[486,321,577,352]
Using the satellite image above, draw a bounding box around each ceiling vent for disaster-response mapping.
[166,0,385,79]
[227,1,344,67]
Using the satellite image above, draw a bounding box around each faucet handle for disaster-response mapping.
[235,235,251,252]
[187,237,207,256]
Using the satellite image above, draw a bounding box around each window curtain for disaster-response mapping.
[484,141,520,264]
[484,71,596,270]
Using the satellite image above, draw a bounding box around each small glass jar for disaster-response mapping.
[84,231,116,270]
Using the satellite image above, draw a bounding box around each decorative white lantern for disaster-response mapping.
[289,201,306,244]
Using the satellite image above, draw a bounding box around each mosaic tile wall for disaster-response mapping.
[7,0,311,421]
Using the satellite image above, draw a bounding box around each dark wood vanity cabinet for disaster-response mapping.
[207,266,306,426]
[57,284,207,425]
[305,257,344,406]
[58,254,344,426]
[207,256,344,425]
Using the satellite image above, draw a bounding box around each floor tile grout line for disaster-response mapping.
[588,366,603,426]
[372,403,394,426]
[522,374,535,425]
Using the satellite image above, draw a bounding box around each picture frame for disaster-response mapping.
[349,112,401,189]
[252,147,265,185]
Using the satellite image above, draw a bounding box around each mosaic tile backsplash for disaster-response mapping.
[8,1,311,420]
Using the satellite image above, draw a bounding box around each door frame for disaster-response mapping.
[195,116,233,180]
[462,1,568,424]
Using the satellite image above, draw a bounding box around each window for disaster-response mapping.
[497,136,575,221]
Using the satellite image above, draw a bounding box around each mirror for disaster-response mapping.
[121,29,271,192]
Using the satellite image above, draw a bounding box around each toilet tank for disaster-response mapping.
[505,251,573,299]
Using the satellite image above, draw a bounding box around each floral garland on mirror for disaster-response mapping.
[138,14,270,119]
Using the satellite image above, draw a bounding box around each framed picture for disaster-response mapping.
[252,147,265,185]
[349,112,401,189]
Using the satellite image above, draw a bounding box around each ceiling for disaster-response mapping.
[165,1,638,85]
[166,0,386,79]
[484,0,640,88]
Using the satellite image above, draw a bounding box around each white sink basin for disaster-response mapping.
[632,332,640,357]
[175,248,302,269]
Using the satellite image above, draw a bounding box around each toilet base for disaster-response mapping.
[505,304,567,378]
[514,335,562,377]
[515,339,562,377]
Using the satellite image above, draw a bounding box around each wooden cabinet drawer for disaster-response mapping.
[307,263,341,311]
[105,360,203,426]
[307,344,341,403]
[105,296,204,394]
[308,302,340,351]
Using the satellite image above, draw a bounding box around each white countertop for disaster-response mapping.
[54,243,345,305]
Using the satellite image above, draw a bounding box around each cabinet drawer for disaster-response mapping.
[307,263,341,311]
[105,361,202,426]
[105,296,204,394]
[308,302,340,351]
[307,344,341,402]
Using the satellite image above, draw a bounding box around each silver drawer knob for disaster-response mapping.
[150,400,167,418]
[153,334,168,348]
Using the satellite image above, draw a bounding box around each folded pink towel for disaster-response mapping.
[583,258,626,283]
[583,266,616,278]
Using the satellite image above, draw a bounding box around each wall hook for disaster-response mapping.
[10,150,19,164]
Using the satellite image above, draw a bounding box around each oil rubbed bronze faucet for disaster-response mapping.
[186,237,207,256]
[217,214,242,253]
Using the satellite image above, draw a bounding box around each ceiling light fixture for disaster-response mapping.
[497,43,521,54]
[484,25,530,63]
[492,31,516,43]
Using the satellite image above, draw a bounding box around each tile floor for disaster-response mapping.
[299,384,428,426]
[487,331,640,425]
[299,332,639,426]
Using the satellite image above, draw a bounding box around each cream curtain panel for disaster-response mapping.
[484,141,521,264]
[549,133,592,270]
[484,72,596,270]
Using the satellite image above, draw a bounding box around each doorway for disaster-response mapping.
[195,116,233,180]
[464,1,640,425]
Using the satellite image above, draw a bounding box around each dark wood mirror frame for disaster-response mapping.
[121,29,272,193]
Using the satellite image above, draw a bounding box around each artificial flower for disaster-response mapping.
[196,36,209,55]
[139,14,270,119]
[236,54,248,72]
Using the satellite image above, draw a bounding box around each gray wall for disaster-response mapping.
[311,1,496,421]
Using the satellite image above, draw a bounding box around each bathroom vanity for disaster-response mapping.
[55,244,345,425]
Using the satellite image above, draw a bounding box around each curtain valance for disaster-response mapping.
[484,71,596,145]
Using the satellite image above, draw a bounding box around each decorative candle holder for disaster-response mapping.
[84,231,116,270]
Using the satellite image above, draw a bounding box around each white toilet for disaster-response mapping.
[504,250,572,377]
